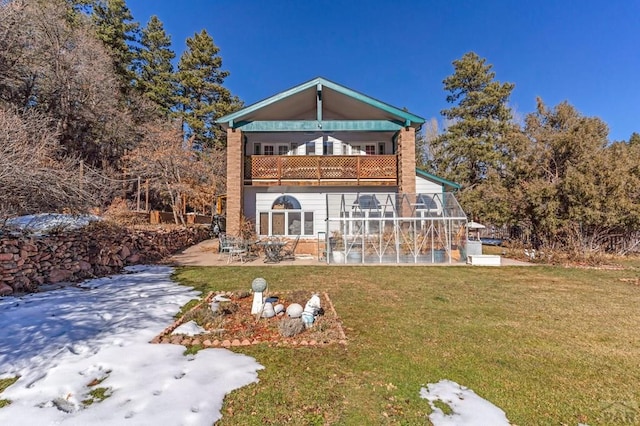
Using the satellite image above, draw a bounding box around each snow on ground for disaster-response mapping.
[3,213,101,234]
[172,320,206,336]
[420,379,511,426]
[0,265,263,426]
[0,213,524,424]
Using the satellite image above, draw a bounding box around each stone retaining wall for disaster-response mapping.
[0,223,210,296]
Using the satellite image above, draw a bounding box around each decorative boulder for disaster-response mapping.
[274,303,285,315]
[261,302,275,318]
[286,303,303,318]
[251,277,267,293]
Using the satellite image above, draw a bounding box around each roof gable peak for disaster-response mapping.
[216,77,425,127]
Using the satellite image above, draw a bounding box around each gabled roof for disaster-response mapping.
[416,168,461,190]
[216,77,425,129]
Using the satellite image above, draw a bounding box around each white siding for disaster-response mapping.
[328,136,343,154]
[249,186,397,238]
[243,173,446,238]
[416,175,443,194]
[313,136,323,155]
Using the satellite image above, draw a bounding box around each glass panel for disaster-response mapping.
[272,212,285,235]
[323,141,333,155]
[272,195,301,209]
[288,212,301,235]
[278,145,289,155]
[304,212,314,235]
[365,145,376,155]
[306,141,315,155]
[253,143,261,155]
[378,143,385,154]
[259,212,269,235]
[263,145,274,155]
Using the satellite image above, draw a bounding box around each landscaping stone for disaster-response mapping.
[0,283,13,296]
[0,224,209,295]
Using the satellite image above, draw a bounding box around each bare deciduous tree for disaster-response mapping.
[124,120,223,224]
[0,108,107,216]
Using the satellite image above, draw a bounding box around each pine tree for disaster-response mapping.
[430,52,516,221]
[432,52,515,184]
[92,0,139,92]
[176,29,242,148]
[135,15,176,115]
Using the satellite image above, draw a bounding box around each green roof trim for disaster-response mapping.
[234,119,405,132]
[416,168,461,190]
[216,77,425,127]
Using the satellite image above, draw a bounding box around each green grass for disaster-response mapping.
[0,377,18,408]
[173,263,640,425]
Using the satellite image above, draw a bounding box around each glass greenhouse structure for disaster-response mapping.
[325,192,468,264]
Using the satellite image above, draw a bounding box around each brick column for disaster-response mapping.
[226,128,243,236]
[397,127,416,195]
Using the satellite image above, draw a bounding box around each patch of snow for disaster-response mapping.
[420,379,511,426]
[3,213,102,234]
[172,320,206,336]
[0,265,263,425]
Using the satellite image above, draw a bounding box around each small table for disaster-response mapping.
[258,241,286,263]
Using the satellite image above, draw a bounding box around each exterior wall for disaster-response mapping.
[226,129,243,235]
[397,127,416,195]
[416,175,444,194]
[246,186,397,239]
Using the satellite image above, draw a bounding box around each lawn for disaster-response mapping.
[173,263,640,426]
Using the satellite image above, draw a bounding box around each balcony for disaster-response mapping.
[244,155,398,186]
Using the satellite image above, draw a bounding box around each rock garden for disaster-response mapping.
[153,278,346,347]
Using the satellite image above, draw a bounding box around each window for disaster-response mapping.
[416,194,442,217]
[323,140,333,155]
[290,142,299,155]
[272,195,301,210]
[353,194,381,210]
[278,145,289,155]
[306,141,316,155]
[365,145,376,155]
[352,145,361,155]
[253,143,261,155]
[263,145,274,156]
[416,194,438,210]
[258,196,314,236]
[378,143,385,155]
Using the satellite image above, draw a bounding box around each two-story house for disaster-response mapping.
[216,77,468,263]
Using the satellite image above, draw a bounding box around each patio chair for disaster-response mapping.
[218,233,233,260]
[281,235,300,261]
[227,239,248,264]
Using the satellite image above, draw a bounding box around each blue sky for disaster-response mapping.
[126,0,639,142]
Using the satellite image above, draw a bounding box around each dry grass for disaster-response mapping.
[173,261,640,425]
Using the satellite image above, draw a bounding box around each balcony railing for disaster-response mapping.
[244,155,398,185]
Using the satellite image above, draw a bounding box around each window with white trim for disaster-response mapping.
[258,195,314,236]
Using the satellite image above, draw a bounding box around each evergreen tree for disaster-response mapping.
[92,0,139,91]
[430,52,516,221]
[135,15,176,115]
[176,29,241,148]
[629,132,640,146]
[512,99,620,248]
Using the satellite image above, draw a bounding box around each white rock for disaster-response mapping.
[286,303,303,318]
[261,302,275,318]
